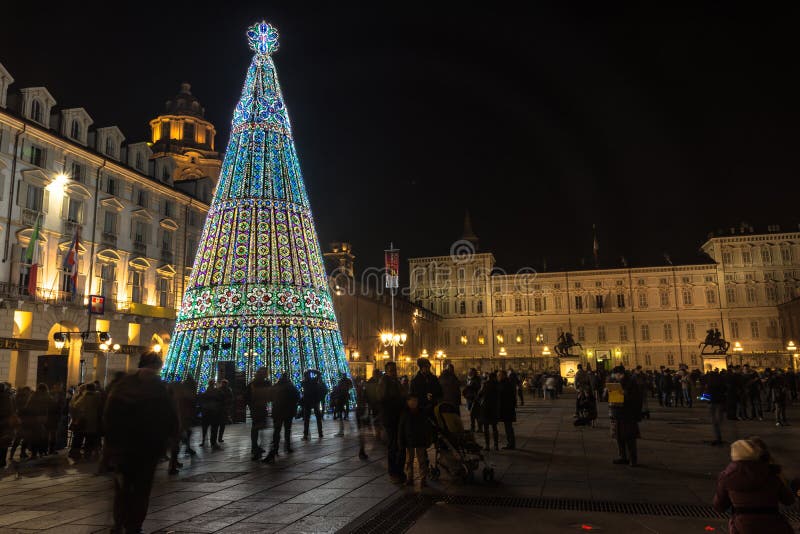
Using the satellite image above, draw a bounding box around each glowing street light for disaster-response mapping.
[787,341,796,353]
[542,346,551,356]
[732,341,743,352]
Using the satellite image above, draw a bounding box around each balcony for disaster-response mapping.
[63,219,83,237]
[0,282,80,307]
[22,208,41,226]
[102,232,117,247]
[133,241,147,256]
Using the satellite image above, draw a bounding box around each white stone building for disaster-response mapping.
[409,222,800,372]
[0,62,218,388]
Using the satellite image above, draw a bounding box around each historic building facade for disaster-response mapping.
[409,224,800,373]
[0,61,216,388]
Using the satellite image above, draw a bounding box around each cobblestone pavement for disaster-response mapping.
[0,395,799,533]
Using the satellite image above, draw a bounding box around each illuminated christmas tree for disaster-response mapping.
[163,21,349,391]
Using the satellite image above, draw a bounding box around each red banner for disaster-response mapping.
[384,249,399,288]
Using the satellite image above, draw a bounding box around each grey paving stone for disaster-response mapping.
[246,502,322,524]
[310,496,385,518]
[286,487,351,504]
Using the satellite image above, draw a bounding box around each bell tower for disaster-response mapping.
[149,83,221,202]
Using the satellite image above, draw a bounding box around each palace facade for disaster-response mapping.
[409,221,800,373]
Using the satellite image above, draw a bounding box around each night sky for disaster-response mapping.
[2,3,797,275]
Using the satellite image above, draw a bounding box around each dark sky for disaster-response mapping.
[3,3,798,274]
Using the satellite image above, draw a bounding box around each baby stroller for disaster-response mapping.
[429,402,495,482]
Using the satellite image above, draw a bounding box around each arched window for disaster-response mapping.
[70,120,81,140]
[30,99,42,122]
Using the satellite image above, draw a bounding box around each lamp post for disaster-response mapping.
[53,330,112,384]
[786,340,796,371]
[98,341,121,388]
[733,340,743,366]
[380,330,407,362]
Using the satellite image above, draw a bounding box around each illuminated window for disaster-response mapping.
[477,329,485,345]
[515,328,523,344]
[496,329,504,344]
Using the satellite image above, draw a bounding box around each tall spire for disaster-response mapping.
[162,21,349,391]
[461,209,479,250]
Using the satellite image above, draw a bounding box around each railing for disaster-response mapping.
[22,208,41,226]
[0,282,80,306]
[102,232,117,247]
[63,220,83,237]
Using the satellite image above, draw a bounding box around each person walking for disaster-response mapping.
[71,383,102,459]
[168,380,198,475]
[301,370,325,440]
[104,352,178,534]
[398,393,432,488]
[476,372,500,451]
[21,383,53,459]
[410,358,443,416]
[497,370,517,450]
[713,438,795,534]
[379,361,407,483]
[609,366,643,467]
[705,370,727,446]
[244,368,271,460]
[462,368,481,432]
[217,379,234,443]
[438,363,461,413]
[199,380,223,449]
[263,374,300,463]
[332,375,353,436]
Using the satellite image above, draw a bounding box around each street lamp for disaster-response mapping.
[733,341,743,352]
[499,347,507,357]
[380,330,407,362]
[98,342,121,388]
[152,343,162,354]
[542,346,551,356]
[787,341,796,371]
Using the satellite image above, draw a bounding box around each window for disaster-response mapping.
[705,275,714,283]
[103,211,117,234]
[781,248,792,263]
[183,122,195,143]
[554,295,562,310]
[161,120,171,140]
[476,300,483,314]
[496,330,504,344]
[690,353,698,366]
[163,200,174,217]
[645,353,651,366]
[443,330,451,346]
[134,220,148,244]
[477,329,485,345]
[105,136,116,157]
[495,299,503,313]
[460,329,468,345]
[574,295,583,310]
[638,292,648,308]
[706,289,717,305]
[742,250,752,265]
[105,175,117,195]
[637,278,645,286]
[686,323,695,339]
[746,286,756,303]
[535,328,544,344]
[136,188,148,207]
[682,289,693,306]
[158,278,171,307]
[722,251,732,264]
[595,281,602,288]
[161,230,173,252]
[766,286,777,302]
[30,99,42,122]
[99,263,116,299]
[574,282,581,289]
[660,278,668,285]
[577,326,585,341]
[761,248,772,265]
[667,353,675,366]
[619,325,628,341]
[641,324,650,341]
[595,295,604,310]
[70,120,81,140]
[598,325,606,342]
[70,162,83,183]
[729,320,740,339]
[514,298,522,312]
[459,301,466,315]
[726,287,736,304]
[533,297,543,312]
[441,301,450,315]
[25,184,44,211]
[664,323,673,341]
[660,291,669,307]
[457,267,465,281]
[616,294,625,308]
[768,319,779,338]
[750,321,760,339]
[135,152,145,171]
[129,269,144,304]
[515,328,524,344]
[28,145,44,167]
[65,198,83,223]
[682,276,690,284]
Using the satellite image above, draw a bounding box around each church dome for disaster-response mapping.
[164,82,205,118]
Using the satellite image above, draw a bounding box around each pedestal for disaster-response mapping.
[701,354,728,372]
[559,356,581,386]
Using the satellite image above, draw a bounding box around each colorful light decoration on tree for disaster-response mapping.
[162,21,350,392]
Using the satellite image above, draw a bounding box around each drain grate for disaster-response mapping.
[178,471,245,483]
[348,494,800,533]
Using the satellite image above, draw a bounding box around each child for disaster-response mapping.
[398,393,431,487]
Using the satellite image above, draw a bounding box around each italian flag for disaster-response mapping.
[24,213,41,295]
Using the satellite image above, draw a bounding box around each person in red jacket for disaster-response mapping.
[713,438,795,534]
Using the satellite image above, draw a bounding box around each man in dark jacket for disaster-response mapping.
[497,370,517,450]
[104,352,178,534]
[379,361,407,482]
[264,374,300,463]
[409,358,442,415]
[217,379,234,443]
[0,383,15,467]
[199,380,223,450]
[706,370,727,446]
[476,373,500,451]
[301,370,325,440]
[609,366,643,467]
[244,367,271,460]
[438,364,461,413]
[463,368,480,432]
